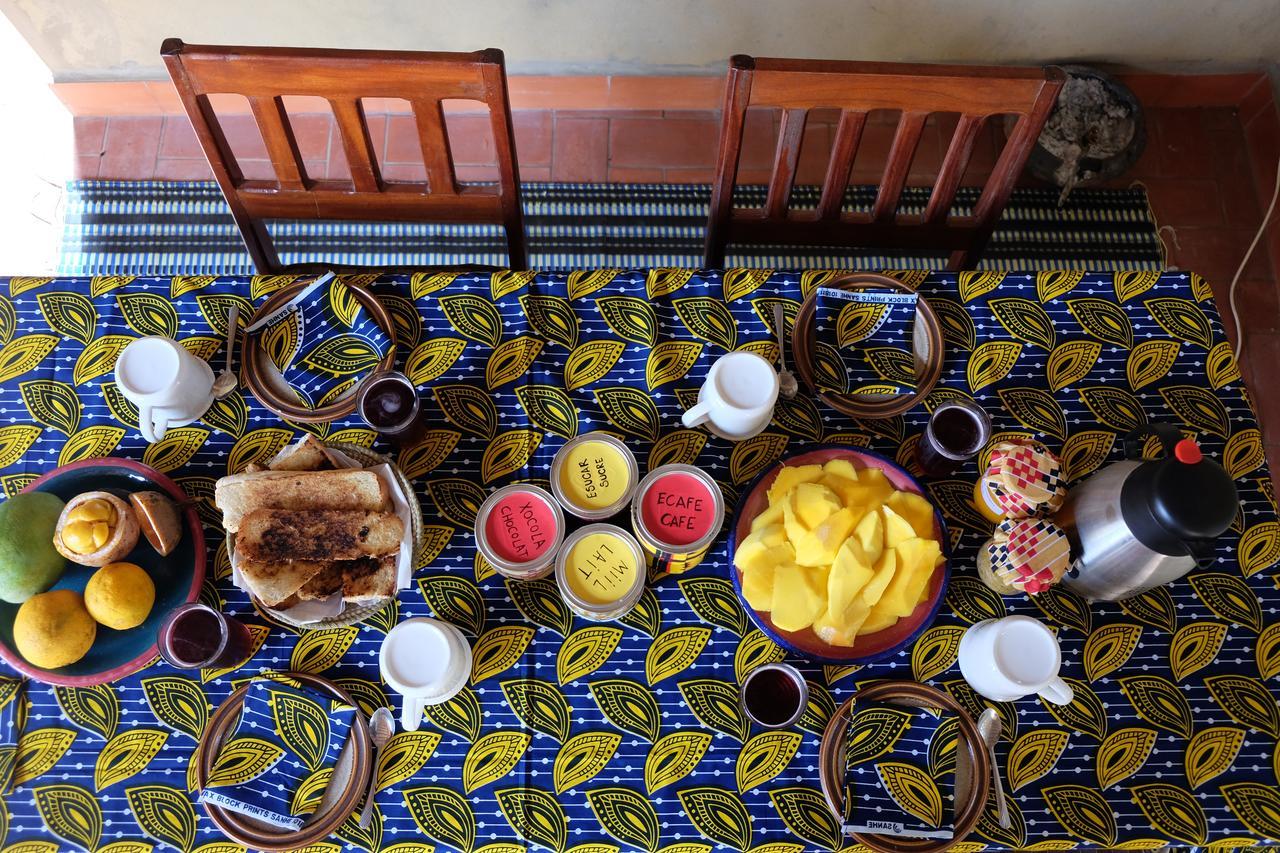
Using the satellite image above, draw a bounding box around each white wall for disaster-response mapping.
[3,0,1279,82]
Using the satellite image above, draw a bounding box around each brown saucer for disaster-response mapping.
[791,272,944,419]
[818,680,990,853]
[243,278,396,423]
[196,671,372,851]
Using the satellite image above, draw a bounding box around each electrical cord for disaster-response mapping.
[1229,151,1280,362]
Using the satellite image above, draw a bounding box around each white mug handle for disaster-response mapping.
[681,401,712,429]
[401,695,425,731]
[138,406,169,443]
[1038,676,1074,706]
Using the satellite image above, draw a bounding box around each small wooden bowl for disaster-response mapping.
[197,671,372,851]
[819,681,990,853]
[792,272,944,419]
[243,278,397,423]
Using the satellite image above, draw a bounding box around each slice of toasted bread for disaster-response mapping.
[237,509,404,562]
[215,468,388,532]
[238,558,330,607]
[294,562,347,600]
[342,555,397,602]
[268,435,332,472]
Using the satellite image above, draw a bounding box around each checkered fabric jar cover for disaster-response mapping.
[978,517,1073,596]
[975,439,1067,521]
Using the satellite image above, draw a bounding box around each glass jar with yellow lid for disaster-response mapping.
[555,523,646,621]
[550,432,639,520]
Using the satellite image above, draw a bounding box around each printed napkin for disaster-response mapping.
[813,286,918,396]
[842,700,956,840]
[256,275,393,410]
[199,672,358,830]
[0,678,24,795]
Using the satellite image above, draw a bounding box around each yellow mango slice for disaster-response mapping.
[822,458,859,481]
[866,537,942,627]
[882,505,916,548]
[781,499,808,545]
[750,499,785,532]
[849,508,884,567]
[887,490,937,539]
[794,507,857,567]
[767,464,824,504]
[793,482,842,529]
[771,563,827,632]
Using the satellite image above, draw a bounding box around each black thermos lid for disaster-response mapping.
[1121,438,1239,557]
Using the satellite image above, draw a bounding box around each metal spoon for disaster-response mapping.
[359,707,395,828]
[212,305,239,399]
[977,708,1011,829]
[772,302,798,399]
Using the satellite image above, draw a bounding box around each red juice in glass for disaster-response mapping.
[157,603,254,669]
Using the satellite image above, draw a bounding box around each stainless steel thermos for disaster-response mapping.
[1057,424,1238,601]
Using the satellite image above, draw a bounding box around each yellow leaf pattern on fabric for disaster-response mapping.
[1257,623,1280,680]
[878,761,944,827]
[404,785,475,853]
[73,334,132,385]
[1008,729,1071,792]
[649,430,706,468]
[1114,271,1160,303]
[736,731,801,792]
[471,626,535,684]
[495,787,568,853]
[566,269,622,301]
[33,785,102,852]
[931,298,976,350]
[37,292,97,343]
[565,340,627,392]
[1060,430,1115,483]
[865,347,917,386]
[1222,783,1280,841]
[0,424,43,468]
[486,335,543,390]
[680,787,754,851]
[289,626,359,676]
[406,338,467,384]
[440,294,503,348]
[1224,428,1265,479]
[998,387,1067,440]
[990,298,1056,349]
[678,578,747,637]
[521,294,579,351]
[768,787,839,851]
[1127,340,1181,390]
[376,731,441,794]
[1043,785,1118,847]
[1118,676,1193,738]
[1237,522,1280,578]
[911,625,965,683]
[834,300,889,348]
[502,679,571,742]
[195,293,252,338]
[648,268,694,300]
[1068,297,1134,348]
[771,395,823,441]
[675,297,737,351]
[677,680,748,743]
[1079,386,1148,432]
[1037,271,1085,302]
[55,685,119,741]
[1048,341,1102,391]
[587,787,660,852]
[116,293,178,338]
[433,385,498,440]
[594,387,660,441]
[843,706,913,766]
[1189,574,1263,630]
[555,732,622,794]
[419,576,486,636]
[1185,727,1245,789]
[205,736,285,787]
[589,679,661,742]
[0,334,57,387]
[481,429,541,482]
[1040,678,1107,739]
[597,296,657,346]
[399,430,462,480]
[94,729,168,791]
[1131,784,1207,845]
[1144,298,1213,348]
[639,731,710,795]
[1170,622,1228,681]
[1205,674,1280,737]
[722,269,772,303]
[227,427,293,474]
[646,340,702,390]
[125,785,197,852]
[733,630,786,683]
[728,433,788,485]
[428,478,487,527]
[646,626,711,685]
[1159,385,1230,438]
[957,271,1005,303]
[1084,623,1143,681]
[560,626,624,685]
[14,728,77,787]
[1097,728,1157,789]
[141,426,209,472]
[300,337,382,376]
[1207,339,1242,388]
[506,577,574,636]
[515,385,580,440]
[423,687,482,741]
[463,731,530,793]
[272,691,335,772]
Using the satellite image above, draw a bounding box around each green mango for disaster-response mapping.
[0,492,68,603]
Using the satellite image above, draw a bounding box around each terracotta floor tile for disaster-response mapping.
[455,165,501,183]
[1153,107,1222,180]
[1142,178,1226,228]
[286,113,334,164]
[607,167,665,183]
[380,162,427,183]
[520,166,553,182]
[384,114,423,165]
[74,155,100,180]
[738,108,782,172]
[513,112,553,167]
[609,116,719,168]
[158,117,202,159]
[99,116,162,179]
[153,158,214,180]
[552,117,608,182]
[74,117,106,157]
[236,160,274,182]
[217,114,270,162]
[663,168,716,184]
[446,114,497,166]
[1240,77,1277,127]
[1244,333,1280,433]
[558,109,663,120]
[795,122,834,185]
[1170,226,1273,286]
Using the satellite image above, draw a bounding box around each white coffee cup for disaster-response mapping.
[114,336,216,443]
[680,351,779,439]
[379,617,472,731]
[958,615,1074,705]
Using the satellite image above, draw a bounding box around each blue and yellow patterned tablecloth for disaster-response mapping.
[0,269,1277,853]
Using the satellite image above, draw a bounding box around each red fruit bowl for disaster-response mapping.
[727,445,950,665]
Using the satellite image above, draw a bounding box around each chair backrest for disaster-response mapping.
[161,39,526,272]
[704,56,1065,269]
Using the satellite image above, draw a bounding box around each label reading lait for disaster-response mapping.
[559,440,629,509]
[567,532,637,604]
[484,490,558,564]
[641,472,716,547]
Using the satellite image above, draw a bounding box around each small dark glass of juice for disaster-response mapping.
[157,603,254,669]
[741,663,808,729]
[357,371,425,446]
[915,399,993,477]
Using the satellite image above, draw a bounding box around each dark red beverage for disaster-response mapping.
[916,400,992,477]
[741,663,808,729]
[357,371,425,446]
[158,603,253,669]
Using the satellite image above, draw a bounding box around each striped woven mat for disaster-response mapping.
[57,181,1164,275]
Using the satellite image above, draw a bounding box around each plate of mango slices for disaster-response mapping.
[729,446,950,664]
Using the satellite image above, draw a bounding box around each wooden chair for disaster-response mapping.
[161,39,527,273]
[704,56,1065,269]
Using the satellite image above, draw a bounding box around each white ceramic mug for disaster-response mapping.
[379,617,472,731]
[958,615,1074,704]
[114,336,216,443]
[680,351,779,439]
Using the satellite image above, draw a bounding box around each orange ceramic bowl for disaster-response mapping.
[727,445,950,664]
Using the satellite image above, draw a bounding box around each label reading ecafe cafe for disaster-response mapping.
[485,492,556,564]
[642,472,715,547]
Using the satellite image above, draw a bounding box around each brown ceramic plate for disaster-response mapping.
[818,680,991,853]
[791,272,944,419]
[243,278,396,423]
[197,671,372,851]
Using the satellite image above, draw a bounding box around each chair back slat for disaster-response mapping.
[161,39,526,272]
[704,55,1064,269]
